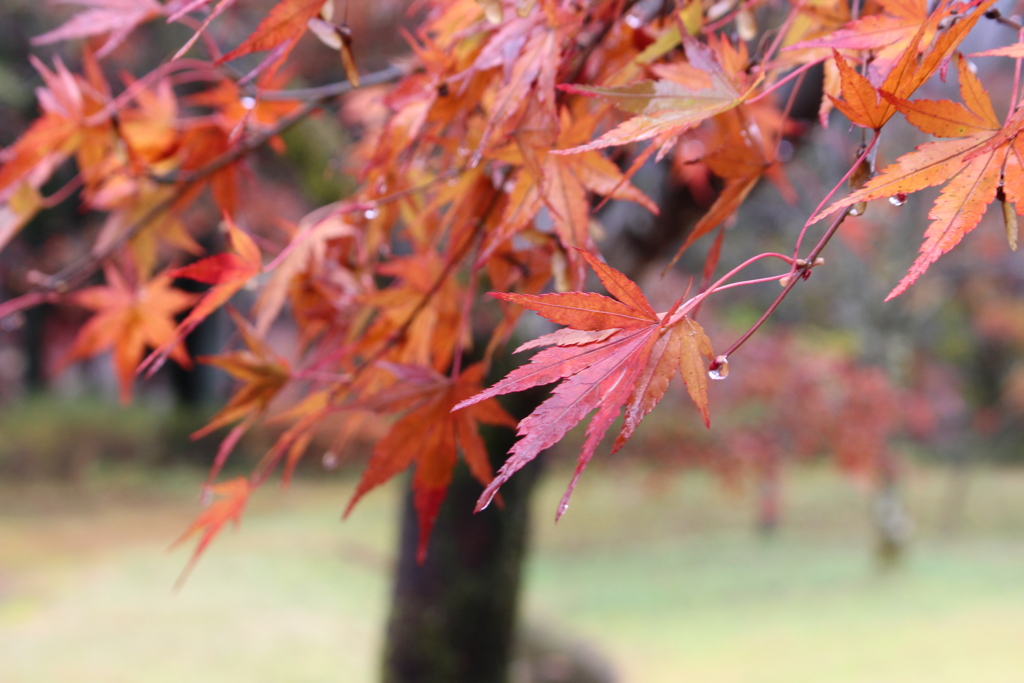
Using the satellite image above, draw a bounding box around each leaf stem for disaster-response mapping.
[747,59,822,105]
[719,207,850,360]
[1010,26,1024,121]
[710,273,791,292]
[667,251,796,325]
[760,1,806,67]
[794,129,879,257]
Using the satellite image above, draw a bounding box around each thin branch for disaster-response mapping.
[718,208,850,361]
[794,130,879,256]
[28,189,186,294]
[152,65,406,185]
[257,65,404,101]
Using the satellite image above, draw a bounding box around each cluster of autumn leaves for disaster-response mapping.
[1,0,1022,568]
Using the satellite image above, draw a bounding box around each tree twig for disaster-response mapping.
[152,65,406,185]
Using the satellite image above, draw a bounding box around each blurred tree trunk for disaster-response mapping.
[382,415,541,683]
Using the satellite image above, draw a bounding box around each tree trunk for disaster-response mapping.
[382,401,543,683]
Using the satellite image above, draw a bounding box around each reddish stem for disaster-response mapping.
[770,69,807,161]
[1010,27,1024,121]
[794,130,879,257]
[747,59,822,105]
[710,273,791,292]
[667,251,795,325]
[719,208,850,361]
[41,174,83,209]
[761,1,805,66]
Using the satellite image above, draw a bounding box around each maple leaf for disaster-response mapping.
[815,55,1024,299]
[971,43,1024,59]
[66,265,195,403]
[0,183,43,252]
[777,0,850,53]
[186,77,300,135]
[482,109,658,281]
[558,34,760,156]
[253,211,357,335]
[787,0,932,80]
[32,0,163,58]
[344,363,516,562]
[827,0,998,130]
[454,251,713,518]
[193,309,290,483]
[666,104,800,264]
[139,215,262,375]
[218,0,323,65]
[361,252,468,370]
[171,477,251,588]
[0,56,109,199]
[453,9,565,159]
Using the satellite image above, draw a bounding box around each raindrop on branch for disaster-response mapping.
[708,355,730,380]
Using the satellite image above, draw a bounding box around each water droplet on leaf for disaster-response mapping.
[888,193,906,206]
[364,207,379,219]
[708,355,730,380]
[849,202,865,217]
[240,96,257,110]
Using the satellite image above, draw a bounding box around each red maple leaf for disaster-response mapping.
[139,214,262,375]
[455,251,714,518]
[218,0,323,65]
[344,362,516,563]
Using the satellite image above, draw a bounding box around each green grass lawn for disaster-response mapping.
[1,463,1022,682]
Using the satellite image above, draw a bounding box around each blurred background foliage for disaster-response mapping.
[1,1,1023,682]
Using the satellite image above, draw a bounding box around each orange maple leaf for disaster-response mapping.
[828,0,997,130]
[0,56,110,200]
[66,265,195,403]
[482,108,658,282]
[344,363,516,563]
[666,104,799,265]
[360,252,467,371]
[171,477,251,588]
[193,309,290,483]
[816,55,1024,299]
[455,251,714,519]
